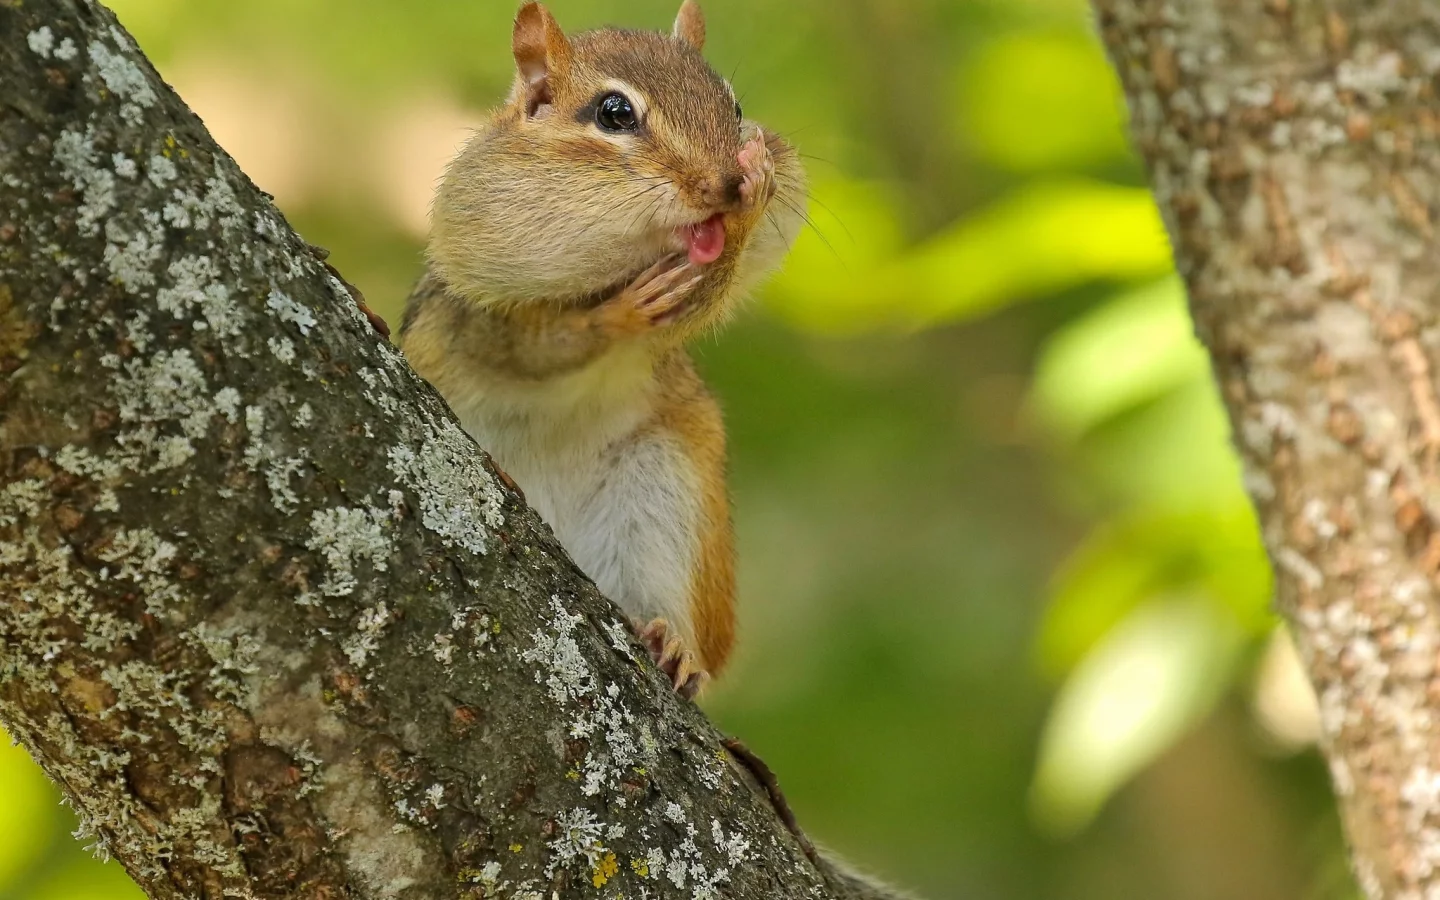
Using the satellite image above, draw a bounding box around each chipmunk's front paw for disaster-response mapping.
[737,128,776,209]
[598,255,704,334]
[632,617,707,699]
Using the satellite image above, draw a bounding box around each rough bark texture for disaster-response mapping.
[0,2,906,898]
[1094,2,1440,898]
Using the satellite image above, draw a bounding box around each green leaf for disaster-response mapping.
[957,29,1132,173]
[27,861,145,900]
[1029,595,1243,837]
[1036,505,1274,679]
[1030,276,1205,440]
[767,179,1172,334]
[0,728,60,889]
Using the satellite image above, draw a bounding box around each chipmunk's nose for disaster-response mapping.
[698,173,745,209]
[721,173,744,206]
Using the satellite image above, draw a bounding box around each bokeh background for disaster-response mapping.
[0,0,1359,898]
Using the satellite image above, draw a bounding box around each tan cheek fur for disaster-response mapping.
[430,125,683,306]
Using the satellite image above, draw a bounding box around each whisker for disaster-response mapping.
[764,208,787,245]
[774,191,841,264]
[796,152,838,168]
[802,193,853,243]
[642,192,666,238]
[625,186,667,237]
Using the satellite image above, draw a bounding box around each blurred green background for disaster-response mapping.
[1,0,1357,898]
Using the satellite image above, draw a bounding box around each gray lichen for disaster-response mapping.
[0,2,861,899]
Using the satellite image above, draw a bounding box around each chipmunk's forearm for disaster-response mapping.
[495,302,634,378]
[404,285,640,383]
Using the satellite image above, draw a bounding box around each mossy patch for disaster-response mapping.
[0,284,38,362]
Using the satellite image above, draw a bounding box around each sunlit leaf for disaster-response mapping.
[1030,595,1243,837]
[1251,625,1321,752]
[0,728,59,888]
[1029,276,1205,439]
[907,180,1171,322]
[761,176,908,333]
[1036,505,1274,679]
[28,860,145,900]
[974,0,1092,21]
[1036,518,1166,679]
[767,179,1171,334]
[958,29,1131,172]
[1081,378,1248,509]
[1028,276,1255,510]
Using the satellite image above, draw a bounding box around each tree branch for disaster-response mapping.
[0,2,907,897]
[1094,2,1440,897]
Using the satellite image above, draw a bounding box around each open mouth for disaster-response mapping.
[679,213,725,266]
[578,213,729,310]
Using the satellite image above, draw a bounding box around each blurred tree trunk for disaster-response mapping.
[0,1,906,898]
[1094,2,1440,897]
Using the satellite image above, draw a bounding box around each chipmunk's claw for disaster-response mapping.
[737,128,775,208]
[600,255,703,333]
[631,256,702,320]
[632,617,707,699]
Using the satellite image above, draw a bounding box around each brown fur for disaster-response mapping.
[649,354,735,675]
[401,2,804,690]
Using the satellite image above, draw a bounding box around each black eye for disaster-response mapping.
[734,100,743,122]
[596,92,638,132]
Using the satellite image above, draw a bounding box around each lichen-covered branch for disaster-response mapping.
[1093,2,1440,897]
[0,2,902,898]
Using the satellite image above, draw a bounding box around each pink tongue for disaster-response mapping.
[684,214,726,265]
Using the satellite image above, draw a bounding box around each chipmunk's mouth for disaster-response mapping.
[679,214,725,266]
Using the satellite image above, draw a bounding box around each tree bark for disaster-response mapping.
[1094,2,1440,898]
[0,2,906,898]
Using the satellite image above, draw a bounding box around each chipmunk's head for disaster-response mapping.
[428,1,803,306]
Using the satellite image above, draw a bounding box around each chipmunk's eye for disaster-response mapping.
[595,92,638,133]
[734,100,743,122]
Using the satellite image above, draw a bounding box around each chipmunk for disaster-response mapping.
[399,1,805,696]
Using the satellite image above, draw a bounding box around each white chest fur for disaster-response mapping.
[447,349,701,641]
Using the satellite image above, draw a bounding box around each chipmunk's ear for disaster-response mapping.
[673,0,705,51]
[513,2,572,117]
